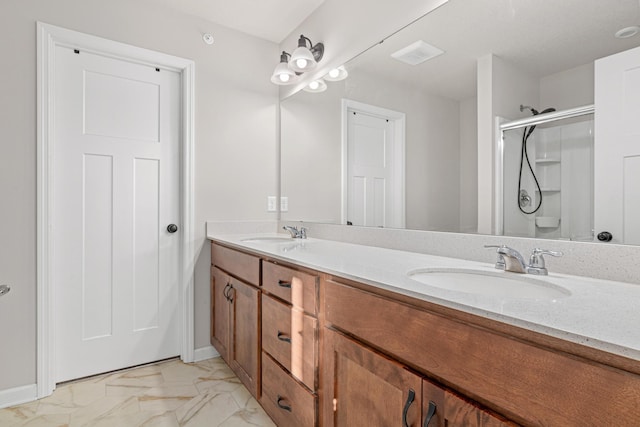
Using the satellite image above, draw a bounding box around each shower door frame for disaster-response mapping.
[494,104,595,236]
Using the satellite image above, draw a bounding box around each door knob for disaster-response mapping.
[167,224,178,233]
[597,231,612,242]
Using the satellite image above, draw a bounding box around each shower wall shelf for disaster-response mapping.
[535,158,561,164]
[536,216,560,228]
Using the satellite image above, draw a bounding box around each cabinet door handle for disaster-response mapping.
[423,401,437,427]
[276,394,292,412]
[223,283,230,301]
[277,280,291,288]
[402,389,415,427]
[227,285,234,303]
[277,331,292,344]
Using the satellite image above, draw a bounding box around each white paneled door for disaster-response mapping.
[595,46,640,245]
[347,108,404,228]
[52,45,181,382]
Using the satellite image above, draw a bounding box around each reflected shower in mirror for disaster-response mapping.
[499,109,594,242]
[280,0,640,244]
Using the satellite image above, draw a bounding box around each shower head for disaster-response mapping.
[519,105,556,116]
[520,104,538,115]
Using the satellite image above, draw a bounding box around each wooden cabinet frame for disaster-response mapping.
[210,241,640,426]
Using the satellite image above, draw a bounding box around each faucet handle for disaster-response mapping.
[484,245,506,270]
[300,227,307,239]
[527,248,563,275]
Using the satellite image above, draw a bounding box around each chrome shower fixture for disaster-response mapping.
[520,105,539,115]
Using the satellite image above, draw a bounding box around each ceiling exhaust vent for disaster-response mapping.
[391,40,444,65]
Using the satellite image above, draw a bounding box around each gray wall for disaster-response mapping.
[0,0,278,392]
[281,71,463,232]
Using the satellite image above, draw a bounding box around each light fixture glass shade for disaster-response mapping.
[303,79,327,93]
[271,52,297,85]
[289,46,317,72]
[324,66,348,82]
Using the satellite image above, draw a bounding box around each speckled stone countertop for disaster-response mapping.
[208,232,640,362]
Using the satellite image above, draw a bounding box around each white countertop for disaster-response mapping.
[208,232,640,362]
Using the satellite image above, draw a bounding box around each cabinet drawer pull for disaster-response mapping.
[277,280,292,288]
[228,284,234,303]
[276,394,292,412]
[402,389,415,427]
[423,401,437,427]
[277,331,292,344]
[223,283,231,301]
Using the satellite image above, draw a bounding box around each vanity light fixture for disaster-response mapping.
[324,65,348,82]
[271,34,324,85]
[270,51,299,85]
[303,79,327,93]
[289,34,324,72]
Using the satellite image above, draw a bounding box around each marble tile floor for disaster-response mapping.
[0,357,277,427]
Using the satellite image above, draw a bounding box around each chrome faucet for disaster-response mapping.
[496,246,528,273]
[527,248,563,275]
[282,225,307,239]
[485,245,563,275]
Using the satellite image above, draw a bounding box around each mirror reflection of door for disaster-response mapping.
[343,100,405,228]
[595,46,640,245]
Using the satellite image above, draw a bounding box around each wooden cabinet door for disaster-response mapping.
[442,391,515,427]
[229,277,260,398]
[210,266,230,362]
[422,380,516,427]
[325,329,422,427]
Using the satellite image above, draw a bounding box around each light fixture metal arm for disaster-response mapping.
[297,34,324,62]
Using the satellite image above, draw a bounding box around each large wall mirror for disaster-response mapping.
[280,0,640,245]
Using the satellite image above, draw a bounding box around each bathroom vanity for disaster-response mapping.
[209,234,640,426]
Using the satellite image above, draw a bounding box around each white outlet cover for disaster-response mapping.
[267,196,277,212]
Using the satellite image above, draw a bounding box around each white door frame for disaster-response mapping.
[36,22,195,398]
[341,99,406,227]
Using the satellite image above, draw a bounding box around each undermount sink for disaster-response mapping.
[407,268,571,300]
[240,236,294,243]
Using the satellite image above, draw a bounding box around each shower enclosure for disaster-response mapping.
[496,105,594,241]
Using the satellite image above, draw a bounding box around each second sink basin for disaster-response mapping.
[240,236,293,243]
[407,268,570,300]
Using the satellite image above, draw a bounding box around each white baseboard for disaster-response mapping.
[193,345,219,362]
[0,384,37,409]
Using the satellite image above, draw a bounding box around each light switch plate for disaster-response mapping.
[280,196,288,212]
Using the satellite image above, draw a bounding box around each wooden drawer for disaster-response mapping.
[262,294,318,391]
[262,261,318,314]
[323,279,640,426]
[211,243,260,286]
[260,352,316,427]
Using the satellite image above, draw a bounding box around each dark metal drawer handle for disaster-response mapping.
[402,389,415,427]
[227,285,234,303]
[277,280,291,288]
[423,400,437,427]
[277,331,291,344]
[276,395,292,412]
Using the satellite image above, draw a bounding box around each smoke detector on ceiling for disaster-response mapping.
[391,40,444,65]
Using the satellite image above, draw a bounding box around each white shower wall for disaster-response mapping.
[502,118,594,241]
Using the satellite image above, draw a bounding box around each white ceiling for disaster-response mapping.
[147,0,325,43]
[144,0,640,102]
[349,0,640,101]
